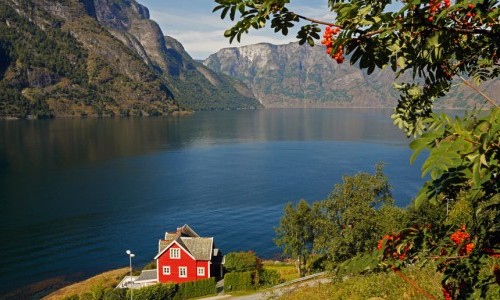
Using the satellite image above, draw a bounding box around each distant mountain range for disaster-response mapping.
[1,0,497,118]
[204,42,499,108]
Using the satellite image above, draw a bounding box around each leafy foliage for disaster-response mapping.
[173,278,216,300]
[223,271,255,291]
[274,199,314,276]
[311,164,405,265]
[275,165,407,272]
[259,269,284,287]
[125,283,177,300]
[224,251,262,273]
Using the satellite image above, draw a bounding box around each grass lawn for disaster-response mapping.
[262,261,300,282]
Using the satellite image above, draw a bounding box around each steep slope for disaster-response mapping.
[87,0,261,110]
[0,0,178,118]
[204,42,499,108]
[162,36,261,110]
[0,0,260,118]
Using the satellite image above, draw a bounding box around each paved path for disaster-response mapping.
[203,273,331,300]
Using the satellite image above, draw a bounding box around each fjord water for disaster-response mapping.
[0,109,426,295]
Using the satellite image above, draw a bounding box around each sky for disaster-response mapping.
[138,0,333,60]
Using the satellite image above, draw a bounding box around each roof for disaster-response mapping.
[181,237,213,260]
[164,224,199,240]
[135,269,158,283]
[156,224,215,261]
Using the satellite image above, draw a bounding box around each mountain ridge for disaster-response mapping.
[204,41,499,109]
[0,0,261,118]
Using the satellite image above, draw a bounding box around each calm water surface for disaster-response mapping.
[0,109,428,295]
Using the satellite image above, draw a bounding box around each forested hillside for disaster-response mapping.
[0,0,260,118]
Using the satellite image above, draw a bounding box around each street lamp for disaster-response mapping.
[126,250,135,300]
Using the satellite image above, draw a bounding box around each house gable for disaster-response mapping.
[155,239,196,261]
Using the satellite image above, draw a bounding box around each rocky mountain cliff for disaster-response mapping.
[204,42,499,108]
[0,0,260,118]
[87,0,261,110]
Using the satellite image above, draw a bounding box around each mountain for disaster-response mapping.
[88,0,260,111]
[162,36,260,110]
[0,0,260,118]
[204,42,499,108]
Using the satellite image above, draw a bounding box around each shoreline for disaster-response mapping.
[42,267,129,300]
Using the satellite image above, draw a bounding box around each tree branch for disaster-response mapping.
[458,76,499,108]
[293,13,342,28]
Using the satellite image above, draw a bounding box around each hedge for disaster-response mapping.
[173,277,216,300]
[126,283,177,300]
[224,271,254,292]
[122,278,215,300]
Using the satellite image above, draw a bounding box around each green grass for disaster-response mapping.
[262,261,300,282]
[277,264,443,300]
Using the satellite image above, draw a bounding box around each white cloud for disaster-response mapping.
[149,10,299,59]
[169,29,297,59]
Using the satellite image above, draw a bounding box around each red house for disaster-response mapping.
[154,224,224,284]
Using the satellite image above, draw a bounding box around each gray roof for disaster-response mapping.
[157,226,214,261]
[164,224,200,240]
[135,269,158,282]
[181,237,213,260]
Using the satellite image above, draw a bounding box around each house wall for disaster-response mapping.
[157,243,210,283]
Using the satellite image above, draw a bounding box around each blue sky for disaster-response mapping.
[138,0,333,59]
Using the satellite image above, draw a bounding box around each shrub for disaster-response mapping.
[126,283,177,300]
[224,251,262,273]
[102,288,126,300]
[224,271,254,292]
[173,278,216,300]
[259,269,283,287]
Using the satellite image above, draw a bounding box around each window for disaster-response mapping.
[170,248,180,259]
[163,266,170,275]
[179,267,187,278]
[197,267,205,276]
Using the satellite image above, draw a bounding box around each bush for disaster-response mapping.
[224,271,254,292]
[102,288,126,300]
[173,278,216,300]
[259,269,283,287]
[224,251,262,273]
[126,283,177,300]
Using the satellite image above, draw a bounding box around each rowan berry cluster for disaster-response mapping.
[377,233,410,261]
[321,25,344,63]
[427,0,451,21]
[442,284,453,300]
[450,225,474,255]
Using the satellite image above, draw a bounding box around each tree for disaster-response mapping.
[274,199,314,276]
[224,251,262,273]
[214,1,499,297]
[312,163,397,264]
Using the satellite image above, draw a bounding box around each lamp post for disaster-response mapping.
[126,250,135,300]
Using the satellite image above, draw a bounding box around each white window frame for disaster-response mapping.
[170,248,180,259]
[179,266,187,278]
[197,267,205,276]
[163,266,170,275]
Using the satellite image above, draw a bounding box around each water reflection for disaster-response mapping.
[0,109,406,172]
